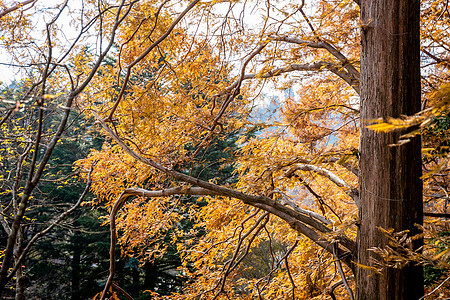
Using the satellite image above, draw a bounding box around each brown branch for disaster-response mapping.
[0,109,14,127]
[192,42,269,159]
[251,201,355,261]
[326,276,355,299]
[0,0,36,19]
[270,189,332,225]
[0,1,130,295]
[97,119,357,267]
[100,186,219,300]
[285,253,296,300]
[116,0,170,84]
[6,165,94,282]
[111,282,135,300]
[257,240,299,294]
[333,243,354,300]
[422,48,450,67]
[97,119,336,235]
[285,163,360,208]
[217,61,360,96]
[424,212,450,218]
[270,35,360,89]
[299,179,343,223]
[214,213,270,298]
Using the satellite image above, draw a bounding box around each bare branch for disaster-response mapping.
[214,213,269,297]
[256,240,299,294]
[424,212,450,218]
[419,276,450,300]
[270,35,360,89]
[333,243,355,300]
[285,163,360,208]
[218,61,360,96]
[0,0,36,19]
[6,165,94,282]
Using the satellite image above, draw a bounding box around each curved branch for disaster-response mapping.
[270,189,332,225]
[271,36,359,75]
[100,186,220,299]
[0,0,36,19]
[217,61,360,96]
[192,42,269,158]
[333,243,355,300]
[270,35,360,92]
[6,165,94,282]
[98,119,335,234]
[97,119,357,275]
[0,1,131,295]
[285,163,360,208]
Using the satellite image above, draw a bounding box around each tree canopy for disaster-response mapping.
[0,0,449,299]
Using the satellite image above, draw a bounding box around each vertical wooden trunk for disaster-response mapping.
[357,0,423,299]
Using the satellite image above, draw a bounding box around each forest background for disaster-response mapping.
[0,0,449,299]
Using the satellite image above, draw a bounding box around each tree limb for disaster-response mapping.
[0,0,131,295]
[97,118,357,276]
[0,0,36,19]
[424,212,450,218]
[100,186,222,299]
[285,163,360,208]
[217,61,360,96]
[6,165,94,282]
[333,243,355,300]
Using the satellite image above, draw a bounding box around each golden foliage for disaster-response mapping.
[69,0,450,298]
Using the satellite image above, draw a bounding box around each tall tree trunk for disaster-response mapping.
[357,0,423,299]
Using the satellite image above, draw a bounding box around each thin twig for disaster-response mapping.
[419,275,450,300]
[333,243,354,300]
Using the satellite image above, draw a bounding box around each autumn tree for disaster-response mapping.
[74,0,450,299]
[0,0,143,297]
[1,0,449,299]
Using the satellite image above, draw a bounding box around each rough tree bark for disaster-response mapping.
[357,0,423,299]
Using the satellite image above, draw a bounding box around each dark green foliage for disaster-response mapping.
[189,132,239,185]
[424,231,450,287]
[424,265,445,286]
[423,114,450,157]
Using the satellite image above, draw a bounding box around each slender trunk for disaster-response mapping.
[71,227,81,300]
[14,265,25,300]
[357,0,423,299]
[14,231,25,300]
[14,223,25,300]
